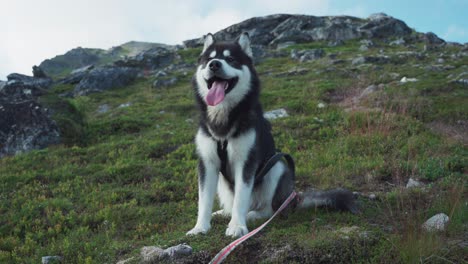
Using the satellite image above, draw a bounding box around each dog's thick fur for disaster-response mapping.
[187,33,356,238]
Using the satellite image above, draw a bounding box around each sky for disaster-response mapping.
[0,0,467,80]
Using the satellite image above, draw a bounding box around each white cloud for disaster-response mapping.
[0,0,334,79]
[443,24,468,43]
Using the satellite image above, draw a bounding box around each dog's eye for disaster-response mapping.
[226,56,235,63]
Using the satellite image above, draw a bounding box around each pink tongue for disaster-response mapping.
[206,81,227,106]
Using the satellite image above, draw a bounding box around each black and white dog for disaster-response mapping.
[187,33,356,238]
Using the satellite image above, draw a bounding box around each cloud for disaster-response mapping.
[443,24,468,43]
[0,0,333,79]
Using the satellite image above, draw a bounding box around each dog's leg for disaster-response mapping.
[187,130,220,236]
[247,162,284,221]
[225,130,256,237]
[213,175,233,217]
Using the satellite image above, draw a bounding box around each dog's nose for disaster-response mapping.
[209,60,221,72]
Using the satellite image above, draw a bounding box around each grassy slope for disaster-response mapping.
[0,40,466,263]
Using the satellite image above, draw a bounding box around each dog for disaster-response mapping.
[187,33,357,238]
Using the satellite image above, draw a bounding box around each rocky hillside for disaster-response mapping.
[0,13,466,263]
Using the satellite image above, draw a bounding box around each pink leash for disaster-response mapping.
[209,191,297,264]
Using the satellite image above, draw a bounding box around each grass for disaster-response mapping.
[0,38,467,263]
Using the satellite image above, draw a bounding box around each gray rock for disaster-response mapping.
[73,66,139,96]
[152,77,178,88]
[291,49,325,62]
[154,70,168,77]
[406,178,424,188]
[359,45,369,51]
[39,47,101,76]
[0,84,60,157]
[369,193,377,200]
[185,13,411,48]
[352,55,390,65]
[97,104,110,114]
[276,41,296,50]
[58,65,95,85]
[264,108,289,120]
[70,64,95,75]
[118,102,132,108]
[115,46,180,70]
[32,65,48,78]
[275,67,309,77]
[390,38,406,45]
[400,76,418,83]
[7,73,52,90]
[421,32,446,45]
[141,243,192,263]
[42,256,62,264]
[422,213,449,231]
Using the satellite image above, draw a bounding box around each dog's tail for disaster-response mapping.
[296,188,359,214]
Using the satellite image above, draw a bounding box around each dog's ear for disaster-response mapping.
[202,33,215,54]
[238,32,253,58]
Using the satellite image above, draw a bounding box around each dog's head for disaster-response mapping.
[195,33,254,107]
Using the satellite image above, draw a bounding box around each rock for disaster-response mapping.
[422,213,449,231]
[360,39,374,48]
[0,82,60,158]
[352,55,390,65]
[400,76,418,83]
[291,49,325,62]
[328,40,345,47]
[406,178,424,188]
[7,73,52,90]
[118,102,131,108]
[359,84,382,99]
[276,41,296,50]
[97,104,110,114]
[42,256,62,264]
[152,77,178,88]
[421,32,446,45]
[317,102,326,108]
[185,13,411,48]
[70,64,95,75]
[73,66,139,96]
[0,81,5,90]
[40,47,101,76]
[369,193,377,200]
[275,67,309,77]
[154,70,168,77]
[390,38,406,46]
[114,46,180,70]
[32,65,48,78]
[264,108,289,120]
[141,243,192,263]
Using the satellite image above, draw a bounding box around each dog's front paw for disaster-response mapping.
[225,224,248,237]
[186,225,210,236]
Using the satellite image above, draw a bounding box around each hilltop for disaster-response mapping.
[0,13,466,263]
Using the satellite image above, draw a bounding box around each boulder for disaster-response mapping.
[39,47,101,76]
[32,65,48,78]
[291,49,325,62]
[114,46,180,70]
[422,213,449,231]
[264,108,289,120]
[7,73,52,90]
[0,82,60,158]
[184,13,412,48]
[57,65,95,85]
[73,66,139,96]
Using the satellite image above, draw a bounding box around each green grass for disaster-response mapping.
[0,39,467,263]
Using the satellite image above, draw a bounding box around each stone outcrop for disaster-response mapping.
[72,66,139,96]
[184,13,413,47]
[0,76,59,157]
